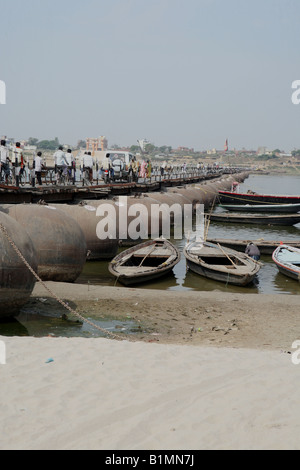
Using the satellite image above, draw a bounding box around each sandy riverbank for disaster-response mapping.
[29,282,300,351]
[1,283,300,450]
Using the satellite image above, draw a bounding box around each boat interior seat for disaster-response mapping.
[279,250,300,265]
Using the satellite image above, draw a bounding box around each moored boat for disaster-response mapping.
[209,213,300,226]
[184,241,260,286]
[108,238,180,286]
[220,203,300,213]
[272,245,300,281]
[207,238,300,255]
[218,190,300,206]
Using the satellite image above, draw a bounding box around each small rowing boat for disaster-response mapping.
[219,203,300,213]
[209,213,300,226]
[108,238,180,286]
[272,244,300,281]
[184,241,260,286]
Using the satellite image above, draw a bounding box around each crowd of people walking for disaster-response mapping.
[0,141,225,187]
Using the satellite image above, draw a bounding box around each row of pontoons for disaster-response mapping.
[109,238,300,287]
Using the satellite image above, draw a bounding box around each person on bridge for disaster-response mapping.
[0,140,10,183]
[66,148,76,184]
[13,142,26,187]
[53,146,69,176]
[34,151,44,186]
[81,152,94,182]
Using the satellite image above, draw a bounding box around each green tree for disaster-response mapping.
[144,143,156,154]
[38,138,61,150]
[28,137,39,146]
[130,145,140,153]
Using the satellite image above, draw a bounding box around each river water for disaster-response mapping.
[77,173,300,296]
[2,173,299,339]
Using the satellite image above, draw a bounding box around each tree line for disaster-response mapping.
[27,137,61,150]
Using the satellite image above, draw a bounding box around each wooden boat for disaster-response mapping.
[218,190,300,205]
[220,203,300,213]
[272,244,300,281]
[108,238,180,286]
[184,241,260,286]
[209,213,300,226]
[207,238,300,255]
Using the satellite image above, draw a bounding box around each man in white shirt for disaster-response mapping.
[66,149,75,165]
[34,151,44,186]
[53,145,68,182]
[53,146,69,177]
[81,152,94,182]
[66,148,76,184]
[13,142,26,186]
[0,139,10,183]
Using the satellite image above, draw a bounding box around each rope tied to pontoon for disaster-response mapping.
[0,221,134,342]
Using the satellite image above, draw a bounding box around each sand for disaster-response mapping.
[1,282,300,450]
[29,282,300,351]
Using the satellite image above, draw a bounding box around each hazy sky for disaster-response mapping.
[1,0,300,151]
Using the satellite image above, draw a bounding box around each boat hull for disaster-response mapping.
[114,266,175,286]
[207,239,300,255]
[218,191,300,205]
[272,245,300,282]
[186,258,257,286]
[209,213,300,226]
[220,203,300,213]
[109,239,180,286]
[276,265,300,281]
[184,241,260,286]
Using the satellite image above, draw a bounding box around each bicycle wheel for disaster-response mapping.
[10,170,16,186]
[19,172,26,187]
[42,170,49,186]
[49,170,56,185]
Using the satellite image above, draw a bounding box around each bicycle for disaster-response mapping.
[56,166,75,186]
[82,167,93,186]
[43,167,56,186]
[0,165,12,185]
[8,165,27,187]
[18,167,27,187]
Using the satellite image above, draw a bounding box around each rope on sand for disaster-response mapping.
[0,222,133,342]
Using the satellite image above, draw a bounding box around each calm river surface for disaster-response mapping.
[77,173,300,296]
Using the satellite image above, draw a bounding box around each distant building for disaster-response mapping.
[177,146,194,153]
[279,153,292,158]
[86,136,108,153]
[257,146,273,156]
